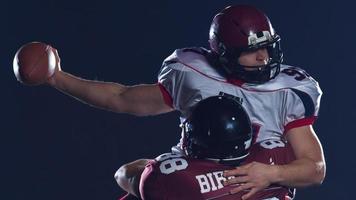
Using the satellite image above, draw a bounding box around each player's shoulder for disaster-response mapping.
[280,64,322,95]
[281,64,319,86]
[150,152,189,167]
[280,64,317,82]
[154,152,186,162]
[163,47,210,64]
[249,64,322,94]
[160,47,226,80]
[142,152,187,177]
[151,152,229,171]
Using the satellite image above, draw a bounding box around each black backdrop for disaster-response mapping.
[1,0,354,199]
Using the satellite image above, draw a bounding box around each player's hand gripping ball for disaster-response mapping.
[13,41,56,85]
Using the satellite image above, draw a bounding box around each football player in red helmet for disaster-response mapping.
[209,5,283,84]
[42,4,325,200]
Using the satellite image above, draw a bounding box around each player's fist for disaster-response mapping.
[45,46,62,87]
[13,41,56,86]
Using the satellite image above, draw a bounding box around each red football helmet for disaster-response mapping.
[209,5,283,84]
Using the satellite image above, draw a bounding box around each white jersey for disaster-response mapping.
[157,47,322,144]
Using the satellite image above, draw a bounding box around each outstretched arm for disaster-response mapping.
[47,48,173,116]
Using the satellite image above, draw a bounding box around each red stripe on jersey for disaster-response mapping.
[227,78,245,87]
[158,83,174,108]
[284,116,317,133]
[252,123,262,144]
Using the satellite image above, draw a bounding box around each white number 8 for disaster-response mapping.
[159,158,188,174]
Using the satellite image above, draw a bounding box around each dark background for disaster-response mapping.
[1,0,354,199]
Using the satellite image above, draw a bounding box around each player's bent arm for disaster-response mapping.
[114,159,152,197]
[273,125,326,187]
[48,71,173,116]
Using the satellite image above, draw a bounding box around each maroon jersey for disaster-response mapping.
[140,140,295,200]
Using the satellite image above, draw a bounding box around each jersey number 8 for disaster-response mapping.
[159,158,188,175]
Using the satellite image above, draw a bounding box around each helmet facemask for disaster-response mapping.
[218,32,283,84]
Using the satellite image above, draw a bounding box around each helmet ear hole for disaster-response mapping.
[184,96,253,164]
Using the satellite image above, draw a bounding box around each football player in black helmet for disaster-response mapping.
[139,96,295,200]
[182,95,252,165]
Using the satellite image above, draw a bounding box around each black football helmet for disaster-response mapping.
[182,96,253,165]
[209,5,283,84]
